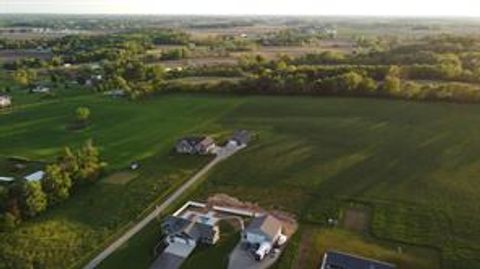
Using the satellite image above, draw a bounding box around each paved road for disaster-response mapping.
[82,145,243,269]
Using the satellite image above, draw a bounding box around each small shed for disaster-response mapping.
[24,170,45,182]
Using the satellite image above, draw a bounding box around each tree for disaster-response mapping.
[42,164,72,205]
[59,147,79,176]
[383,75,401,94]
[12,69,36,87]
[75,107,91,123]
[341,71,364,92]
[76,140,104,184]
[19,181,47,218]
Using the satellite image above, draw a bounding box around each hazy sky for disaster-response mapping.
[2,0,479,17]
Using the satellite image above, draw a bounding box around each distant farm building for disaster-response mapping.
[320,251,396,269]
[24,170,45,182]
[175,136,216,155]
[0,95,12,108]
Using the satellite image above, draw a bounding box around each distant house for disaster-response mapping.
[24,170,45,182]
[31,86,50,94]
[175,136,216,155]
[161,215,220,246]
[320,251,396,269]
[0,95,12,108]
[229,130,251,147]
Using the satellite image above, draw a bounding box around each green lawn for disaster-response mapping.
[191,96,480,269]
[3,93,480,268]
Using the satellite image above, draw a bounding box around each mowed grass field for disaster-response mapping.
[3,92,480,268]
[191,96,480,269]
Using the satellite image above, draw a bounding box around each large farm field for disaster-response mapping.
[89,94,480,269]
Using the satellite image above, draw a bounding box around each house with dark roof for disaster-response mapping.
[243,214,282,245]
[175,136,216,155]
[320,251,396,269]
[161,215,219,246]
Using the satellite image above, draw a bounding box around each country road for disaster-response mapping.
[82,145,244,269]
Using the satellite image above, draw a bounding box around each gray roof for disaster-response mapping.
[245,215,282,241]
[322,251,396,269]
[162,216,215,242]
[177,136,213,148]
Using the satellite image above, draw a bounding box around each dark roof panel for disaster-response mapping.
[322,251,396,269]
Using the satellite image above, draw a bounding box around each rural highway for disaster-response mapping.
[82,145,244,269]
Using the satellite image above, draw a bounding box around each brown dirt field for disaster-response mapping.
[343,207,370,232]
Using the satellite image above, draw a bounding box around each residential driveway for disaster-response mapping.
[149,242,195,269]
[228,242,281,269]
[149,252,184,269]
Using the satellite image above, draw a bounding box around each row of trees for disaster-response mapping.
[0,140,105,231]
[157,62,480,103]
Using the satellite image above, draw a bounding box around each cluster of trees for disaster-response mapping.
[157,60,480,103]
[0,140,105,231]
[96,59,166,99]
[2,29,193,71]
[258,29,330,46]
[11,68,37,87]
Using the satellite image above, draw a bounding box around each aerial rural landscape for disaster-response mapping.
[1,2,480,269]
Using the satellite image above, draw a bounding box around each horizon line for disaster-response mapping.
[1,13,480,19]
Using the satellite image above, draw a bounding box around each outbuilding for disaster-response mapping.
[24,170,45,182]
[0,95,11,108]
